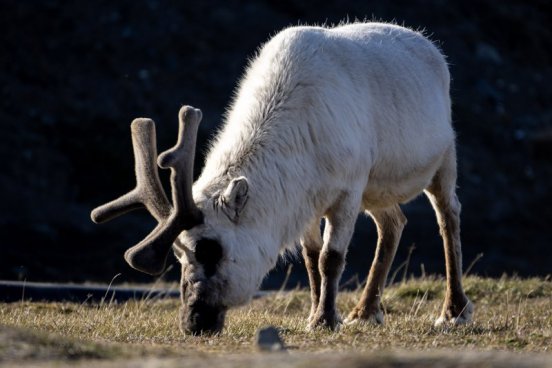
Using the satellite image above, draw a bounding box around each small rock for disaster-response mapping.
[475,42,502,64]
[138,69,150,80]
[255,326,285,352]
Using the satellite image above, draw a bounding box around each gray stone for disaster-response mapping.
[475,42,502,64]
[255,326,286,352]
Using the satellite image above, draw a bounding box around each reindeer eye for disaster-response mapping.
[195,238,223,277]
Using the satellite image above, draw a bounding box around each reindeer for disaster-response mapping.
[91,22,473,334]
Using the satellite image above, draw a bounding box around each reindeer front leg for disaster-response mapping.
[308,192,361,331]
[300,219,323,323]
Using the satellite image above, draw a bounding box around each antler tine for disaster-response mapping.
[158,105,203,223]
[91,118,171,224]
[123,106,204,275]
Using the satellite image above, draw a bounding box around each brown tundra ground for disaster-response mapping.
[0,276,551,368]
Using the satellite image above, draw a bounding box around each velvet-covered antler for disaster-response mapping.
[91,106,203,275]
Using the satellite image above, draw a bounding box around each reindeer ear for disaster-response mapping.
[221,177,249,223]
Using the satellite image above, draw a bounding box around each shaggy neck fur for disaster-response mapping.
[195,28,329,253]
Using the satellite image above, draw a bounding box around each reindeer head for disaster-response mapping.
[91,106,268,335]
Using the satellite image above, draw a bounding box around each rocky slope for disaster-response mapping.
[0,0,550,283]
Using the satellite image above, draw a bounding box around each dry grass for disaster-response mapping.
[0,276,551,367]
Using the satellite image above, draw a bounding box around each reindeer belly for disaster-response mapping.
[361,155,442,210]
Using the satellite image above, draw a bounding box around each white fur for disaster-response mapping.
[180,22,454,308]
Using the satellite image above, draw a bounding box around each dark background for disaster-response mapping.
[0,0,550,287]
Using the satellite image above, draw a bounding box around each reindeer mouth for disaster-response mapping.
[181,299,227,335]
[179,278,228,335]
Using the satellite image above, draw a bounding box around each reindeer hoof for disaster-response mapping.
[307,312,342,331]
[435,298,474,327]
[344,308,384,325]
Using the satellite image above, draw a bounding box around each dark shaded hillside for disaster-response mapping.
[0,0,550,285]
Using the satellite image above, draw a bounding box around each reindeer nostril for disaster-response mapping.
[195,238,223,277]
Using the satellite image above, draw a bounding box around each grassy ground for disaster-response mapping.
[0,276,551,367]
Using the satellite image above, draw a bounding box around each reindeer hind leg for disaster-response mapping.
[425,146,473,325]
[345,204,406,325]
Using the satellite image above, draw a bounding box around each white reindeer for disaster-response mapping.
[92,22,473,334]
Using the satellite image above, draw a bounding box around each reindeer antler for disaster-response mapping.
[91,106,203,275]
[91,118,171,223]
